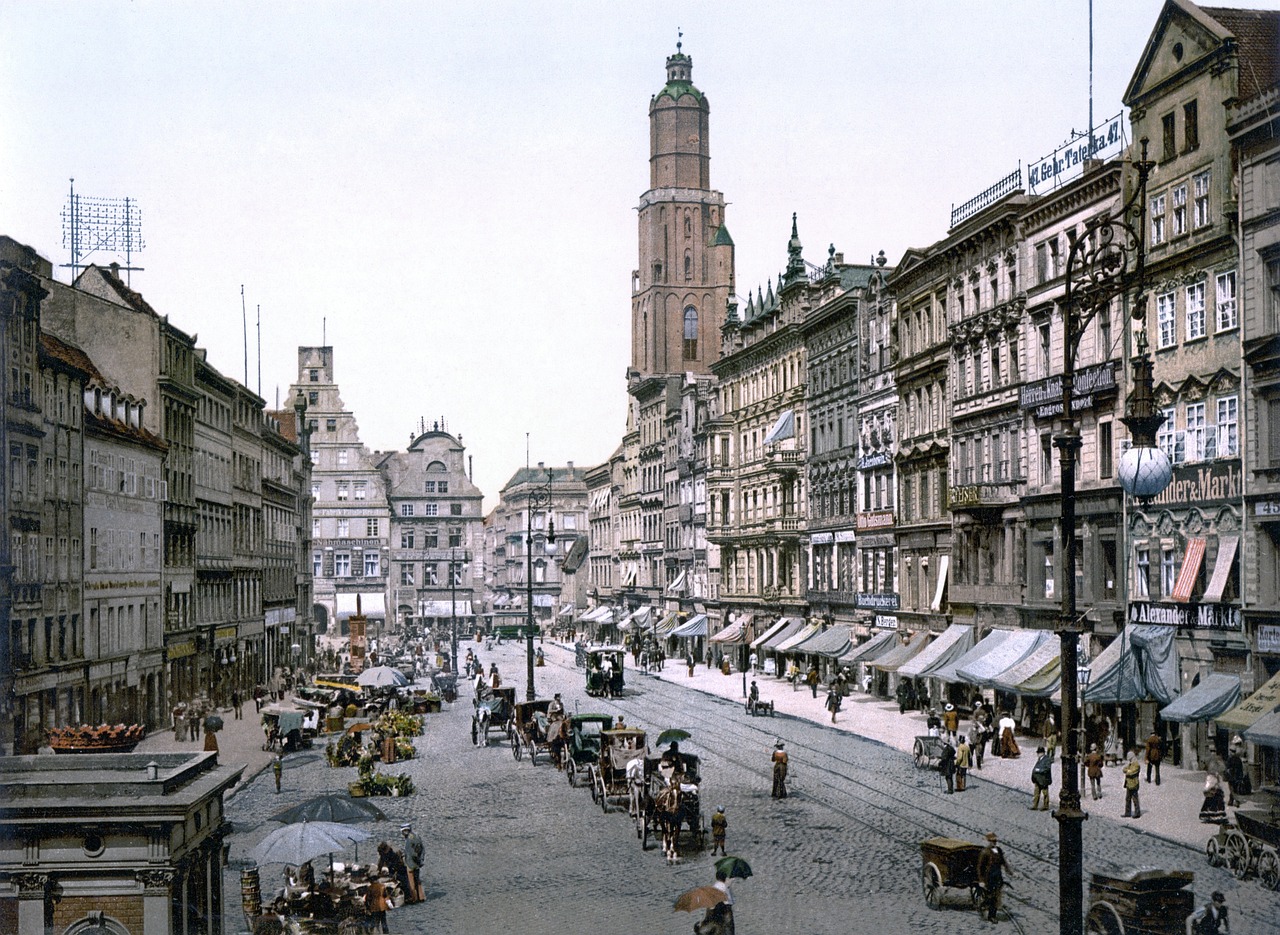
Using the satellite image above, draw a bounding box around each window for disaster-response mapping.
[1099,421,1113,479]
[424,564,438,586]
[337,450,349,466]
[336,483,349,501]
[1050,238,1061,278]
[683,306,698,360]
[1041,433,1054,482]
[308,391,318,404]
[309,369,319,382]
[326,418,337,432]
[450,503,462,516]
[1036,242,1048,283]
[335,552,351,577]
[401,504,414,517]
[1172,184,1187,236]
[1039,322,1052,375]
[1161,112,1176,161]
[1161,548,1177,597]
[1102,539,1118,600]
[1157,291,1176,348]
[1044,543,1056,599]
[354,481,366,500]
[1215,271,1237,331]
[1194,171,1211,228]
[1269,258,1280,331]
[1217,396,1238,457]
[312,518,320,537]
[424,481,436,493]
[1150,194,1166,245]
[311,483,320,499]
[1186,282,1205,340]
[450,563,463,586]
[1135,548,1150,598]
[400,564,414,586]
[364,552,380,577]
[990,343,1001,387]
[534,559,546,584]
[1098,303,1112,360]
[957,356,967,397]
[313,551,322,577]
[336,519,350,537]
[1186,403,1206,460]
[438,481,448,493]
[1009,338,1019,381]
[424,504,438,517]
[449,530,462,548]
[1157,407,1176,460]
[401,530,415,549]
[366,518,378,537]
[1183,100,1198,151]
[424,529,438,548]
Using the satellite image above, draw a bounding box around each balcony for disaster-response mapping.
[950,582,1025,606]
[765,448,803,473]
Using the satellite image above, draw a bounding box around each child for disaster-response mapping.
[710,806,728,855]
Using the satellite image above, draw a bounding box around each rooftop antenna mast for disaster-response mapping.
[241,286,249,386]
[61,178,146,285]
[1088,0,1094,157]
[256,304,261,396]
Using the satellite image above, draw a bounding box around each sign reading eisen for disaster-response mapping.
[1028,113,1125,193]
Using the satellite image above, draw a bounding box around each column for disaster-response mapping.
[137,868,175,935]
[13,872,47,935]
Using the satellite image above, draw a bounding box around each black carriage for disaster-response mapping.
[431,671,458,703]
[1205,795,1280,890]
[919,836,983,910]
[260,705,316,753]
[635,751,704,852]
[587,727,647,812]
[510,698,557,765]
[564,713,613,787]
[1084,869,1194,935]
[471,685,516,747]
[585,647,626,697]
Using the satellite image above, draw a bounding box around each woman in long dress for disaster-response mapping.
[1200,772,1227,824]
[998,712,1020,759]
[770,741,788,798]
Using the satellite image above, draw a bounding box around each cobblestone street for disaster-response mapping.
[218,641,1280,934]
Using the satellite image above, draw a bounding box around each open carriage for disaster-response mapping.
[510,698,559,765]
[471,685,516,747]
[587,727,647,812]
[635,751,704,855]
[564,714,613,787]
[261,705,317,753]
[585,647,626,697]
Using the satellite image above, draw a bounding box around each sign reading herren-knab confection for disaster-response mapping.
[1129,600,1241,632]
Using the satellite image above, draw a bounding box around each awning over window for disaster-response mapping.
[1172,537,1206,602]
[1216,669,1280,733]
[559,603,576,618]
[958,629,1052,688]
[1082,625,1180,705]
[932,628,1017,684]
[1243,709,1280,749]
[989,634,1061,697]
[419,600,473,617]
[667,570,687,594]
[838,629,897,667]
[763,409,795,444]
[1202,535,1239,604]
[793,626,853,658]
[1159,673,1242,724]
[757,617,805,651]
[775,623,822,653]
[898,624,973,679]
[930,554,950,612]
[872,630,932,672]
[492,594,511,608]
[533,594,554,608]
[750,617,796,649]
[618,607,651,631]
[709,619,747,644]
[621,564,638,587]
[336,592,387,620]
[671,614,708,638]
[581,605,614,624]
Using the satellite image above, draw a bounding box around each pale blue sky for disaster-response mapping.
[4,1,1268,508]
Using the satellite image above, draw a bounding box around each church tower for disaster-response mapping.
[630,41,734,378]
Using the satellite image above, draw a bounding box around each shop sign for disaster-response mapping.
[1255,500,1280,517]
[834,530,857,543]
[856,511,895,531]
[860,533,895,548]
[1020,361,1116,417]
[875,615,899,629]
[857,592,900,611]
[1027,113,1125,192]
[1146,461,1241,508]
[1258,624,1280,654]
[810,532,834,545]
[1128,600,1242,632]
[166,641,196,660]
[215,626,237,642]
[857,451,893,470]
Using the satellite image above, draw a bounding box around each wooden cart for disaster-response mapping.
[1084,869,1194,935]
[1205,802,1280,890]
[919,836,983,910]
[913,734,948,769]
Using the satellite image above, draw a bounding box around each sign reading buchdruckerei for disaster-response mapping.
[857,592,900,611]
[1028,113,1125,193]
[1129,600,1242,632]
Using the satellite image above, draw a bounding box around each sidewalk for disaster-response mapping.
[556,641,1219,854]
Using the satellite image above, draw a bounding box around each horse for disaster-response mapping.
[652,785,686,863]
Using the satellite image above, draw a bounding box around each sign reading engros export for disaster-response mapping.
[1028,113,1125,193]
[1129,601,1242,632]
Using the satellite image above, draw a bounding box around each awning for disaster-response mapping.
[1159,673,1242,724]
[762,409,795,444]
[709,619,747,644]
[757,618,806,651]
[671,614,708,638]
[1172,537,1206,602]
[621,564,638,587]
[958,629,1052,688]
[898,624,973,679]
[667,570,687,594]
[580,605,610,623]
[793,626,853,658]
[1243,708,1280,749]
[1202,535,1239,604]
[492,594,511,608]
[989,633,1061,697]
[1216,669,1280,733]
[654,612,683,635]
[419,599,474,617]
[336,592,387,619]
[1082,625,1180,705]
[558,603,576,618]
[775,623,822,653]
[533,594,554,608]
[750,617,796,650]
[930,554,950,612]
[872,630,932,672]
[932,628,1018,684]
[838,629,898,666]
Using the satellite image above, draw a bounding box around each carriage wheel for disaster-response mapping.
[1224,829,1251,879]
[471,717,479,747]
[512,736,522,761]
[588,769,599,804]
[921,863,943,910]
[1258,847,1280,891]
[913,738,928,769]
[1085,902,1122,935]
[529,745,539,767]
[642,810,651,849]
[1205,836,1224,868]
[566,760,577,786]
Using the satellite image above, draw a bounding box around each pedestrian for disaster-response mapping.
[1224,744,1249,806]
[926,708,941,738]
[939,738,956,794]
[970,701,990,769]
[710,806,728,856]
[806,664,820,699]
[749,651,758,673]
[770,740,788,799]
[1122,749,1142,818]
[401,823,425,903]
[254,684,265,713]
[687,652,696,678]
[997,710,1020,759]
[977,832,1010,923]
[1030,745,1053,811]
[1083,743,1105,800]
[232,689,243,719]
[189,705,202,742]
[825,685,841,724]
[376,841,411,901]
[746,680,759,715]
[1191,890,1229,934]
[272,753,283,794]
[1144,730,1163,785]
[490,663,501,690]
[204,727,219,753]
[1200,772,1227,824]
[363,877,391,934]
[709,867,736,935]
[955,735,971,792]
[942,703,959,741]
[896,679,912,714]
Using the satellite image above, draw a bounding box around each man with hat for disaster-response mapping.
[770,740,788,799]
[401,822,424,904]
[710,806,728,855]
[1192,891,1229,934]
[942,703,960,741]
[977,832,1010,923]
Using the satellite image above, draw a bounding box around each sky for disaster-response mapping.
[5,0,1275,511]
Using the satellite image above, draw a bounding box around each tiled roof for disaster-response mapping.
[1203,6,1280,101]
[266,409,299,443]
[39,332,101,381]
[85,408,167,451]
[91,265,161,318]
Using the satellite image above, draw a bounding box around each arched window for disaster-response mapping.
[683,306,698,360]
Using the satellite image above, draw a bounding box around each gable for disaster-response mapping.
[1125,0,1233,107]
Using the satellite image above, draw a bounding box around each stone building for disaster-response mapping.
[261,400,311,681]
[193,356,235,708]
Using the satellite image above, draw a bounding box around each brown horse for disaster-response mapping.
[653,783,701,864]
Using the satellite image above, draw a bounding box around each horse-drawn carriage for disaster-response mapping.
[564,713,613,787]
[1205,794,1280,889]
[431,671,458,703]
[510,698,560,765]
[471,685,516,747]
[261,705,318,753]
[634,751,705,861]
[588,727,647,812]
[586,647,626,697]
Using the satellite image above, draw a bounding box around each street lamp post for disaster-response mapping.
[1055,139,1172,935]
[525,466,555,701]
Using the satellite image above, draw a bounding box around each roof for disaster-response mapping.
[655,80,705,105]
[500,464,587,492]
[83,264,162,318]
[85,408,167,452]
[39,332,100,381]
[713,224,734,247]
[560,535,589,574]
[1203,6,1280,101]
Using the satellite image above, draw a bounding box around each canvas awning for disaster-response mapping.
[757,618,806,651]
[618,607,651,631]
[989,634,1061,697]
[872,630,931,672]
[1159,673,1242,724]
[671,614,708,638]
[1172,537,1206,602]
[959,629,1052,688]
[763,409,795,444]
[558,603,576,618]
[667,570,687,594]
[621,564,638,587]
[580,605,611,623]
[336,592,386,620]
[794,626,853,658]
[654,612,683,635]
[1216,669,1280,733]
[1202,535,1239,604]
[419,599,473,617]
[1082,626,1180,705]
[930,555,951,612]
[838,629,898,666]
[932,628,1016,684]
[750,617,797,649]
[775,623,822,653]
[898,624,973,679]
[1243,708,1280,749]
[492,594,511,608]
[709,619,747,643]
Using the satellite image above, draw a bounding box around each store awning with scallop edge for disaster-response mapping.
[898,624,973,679]
[670,614,708,638]
[757,618,806,651]
[775,623,822,653]
[1159,673,1241,724]
[793,626,853,658]
[709,619,747,643]
[958,629,1051,688]
[871,630,931,672]
[989,635,1061,697]
[838,629,898,666]
[931,628,1017,684]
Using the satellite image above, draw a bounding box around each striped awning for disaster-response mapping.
[1216,669,1280,733]
[989,633,1061,697]
[871,630,931,672]
[654,612,683,635]
[957,629,1051,688]
[793,626,853,658]
[750,617,795,649]
[709,619,747,644]
[838,629,897,667]
[671,614,708,638]
[932,628,1018,684]
[667,570,688,594]
[898,624,973,679]
[1243,709,1280,749]
[757,618,806,651]
[1202,536,1239,604]
[1172,537,1206,602]
[775,623,822,653]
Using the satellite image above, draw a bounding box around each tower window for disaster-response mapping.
[683,307,698,360]
[684,251,692,280]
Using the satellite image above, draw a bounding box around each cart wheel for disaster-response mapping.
[512,736,522,761]
[922,862,943,910]
[566,760,577,786]
[1206,836,1223,868]
[968,884,982,908]
[1085,902,1122,935]
[529,746,538,767]
[913,738,927,769]
[470,717,479,747]
[1225,829,1251,879]
[589,769,599,804]
[1258,847,1280,890]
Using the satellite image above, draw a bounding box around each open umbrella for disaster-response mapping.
[204,714,224,732]
[270,794,386,825]
[356,666,409,689]
[656,728,692,747]
[674,885,727,912]
[250,820,373,867]
[715,855,753,880]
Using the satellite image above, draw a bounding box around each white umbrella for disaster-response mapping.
[356,665,408,688]
[250,820,374,866]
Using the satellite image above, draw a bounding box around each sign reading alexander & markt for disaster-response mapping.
[857,592,900,611]
[1129,600,1242,632]
[856,511,895,531]
[1146,461,1241,508]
